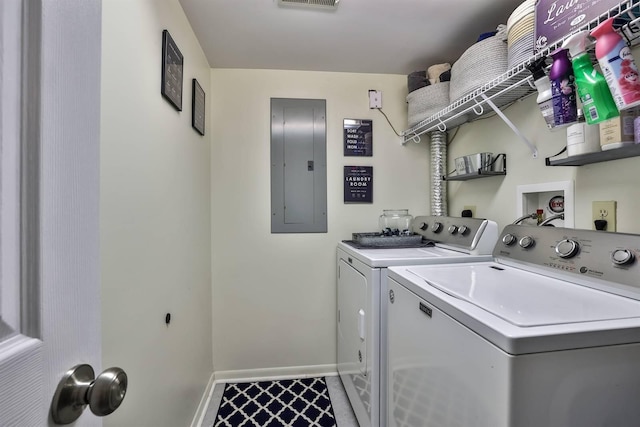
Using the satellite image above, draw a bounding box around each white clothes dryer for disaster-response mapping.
[337,216,498,427]
[388,224,640,427]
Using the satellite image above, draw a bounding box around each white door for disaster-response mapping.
[0,1,104,425]
[336,257,370,427]
[337,259,368,378]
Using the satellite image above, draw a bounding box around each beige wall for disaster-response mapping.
[447,85,640,234]
[208,69,640,380]
[101,1,212,426]
[210,69,430,377]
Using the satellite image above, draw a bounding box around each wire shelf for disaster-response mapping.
[546,144,640,166]
[402,0,640,145]
[443,153,507,181]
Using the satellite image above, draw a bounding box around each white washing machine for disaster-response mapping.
[387,224,640,427]
[337,216,498,427]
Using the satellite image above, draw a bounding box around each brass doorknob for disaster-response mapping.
[50,364,128,424]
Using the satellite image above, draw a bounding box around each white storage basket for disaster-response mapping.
[450,36,508,102]
[407,82,450,127]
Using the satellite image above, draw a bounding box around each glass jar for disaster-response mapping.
[378,209,413,236]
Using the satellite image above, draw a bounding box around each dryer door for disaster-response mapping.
[337,259,368,377]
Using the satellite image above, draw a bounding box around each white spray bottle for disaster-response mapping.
[526,57,555,129]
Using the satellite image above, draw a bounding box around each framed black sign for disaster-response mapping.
[344,119,373,156]
[161,30,183,111]
[192,79,205,135]
[344,166,373,203]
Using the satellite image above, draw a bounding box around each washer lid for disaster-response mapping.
[337,242,486,268]
[405,264,640,327]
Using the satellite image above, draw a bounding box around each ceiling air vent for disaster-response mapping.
[278,0,340,10]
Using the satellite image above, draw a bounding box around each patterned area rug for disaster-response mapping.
[214,377,337,427]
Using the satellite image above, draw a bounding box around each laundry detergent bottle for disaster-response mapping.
[591,17,640,110]
[549,48,578,127]
[562,31,618,124]
[526,57,555,129]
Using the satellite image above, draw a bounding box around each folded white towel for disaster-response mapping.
[427,63,451,85]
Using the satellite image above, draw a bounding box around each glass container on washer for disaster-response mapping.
[379,209,413,236]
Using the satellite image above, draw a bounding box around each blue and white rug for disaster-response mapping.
[214,377,337,426]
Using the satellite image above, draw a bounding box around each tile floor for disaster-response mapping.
[201,375,359,427]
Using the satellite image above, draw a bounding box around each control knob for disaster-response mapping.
[419,222,428,231]
[502,233,517,246]
[611,249,635,266]
[458,225,470,236]
[431,222,443,233]
[448,225,458,235]
[555,239,580,259]
[519,236,535,249]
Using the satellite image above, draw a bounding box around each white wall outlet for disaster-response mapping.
[592,201,616,231]
[368,90,382,109]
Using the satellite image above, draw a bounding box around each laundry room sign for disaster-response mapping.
[344,166,373,203]
[534,0,621,52]
[344,119,373,156]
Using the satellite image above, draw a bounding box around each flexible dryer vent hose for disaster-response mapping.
[429,131,447,216]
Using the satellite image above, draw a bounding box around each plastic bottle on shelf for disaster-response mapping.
[562,31,619,125]
[549,48,578,127]
[526,57,555,129]
[591,17,640,110]
[566,109,601,156]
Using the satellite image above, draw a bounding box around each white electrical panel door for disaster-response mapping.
[271,98,327,233]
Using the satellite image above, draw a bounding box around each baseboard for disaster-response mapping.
[190,372,216,427]
[213,363,338,384]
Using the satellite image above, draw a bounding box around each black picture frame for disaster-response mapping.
[161,30,183,111]
[344,166,373,203]
[192,79,205,135]
[343,119,373,156]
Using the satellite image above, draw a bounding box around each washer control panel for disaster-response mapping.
[495,224,640,291]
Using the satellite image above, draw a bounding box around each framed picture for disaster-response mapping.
[344,166,373,203]
[344,119,373,156]
[161,30,183,111]
[192,79,205,135]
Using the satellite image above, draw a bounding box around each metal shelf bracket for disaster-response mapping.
[480,93,538,158]
[408,131,420,144]
[472,99,484,116]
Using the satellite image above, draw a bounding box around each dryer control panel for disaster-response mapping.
[495,225,640,297]
[412,216,498,255]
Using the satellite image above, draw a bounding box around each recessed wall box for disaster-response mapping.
[368,90,382,109]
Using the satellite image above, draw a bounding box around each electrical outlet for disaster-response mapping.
[592,201,616,231]
[368,90,382,109]
[463,205,476,218]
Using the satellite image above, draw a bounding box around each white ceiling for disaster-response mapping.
[179,0,525,75]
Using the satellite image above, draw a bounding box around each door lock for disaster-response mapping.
[51,364,128,424]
